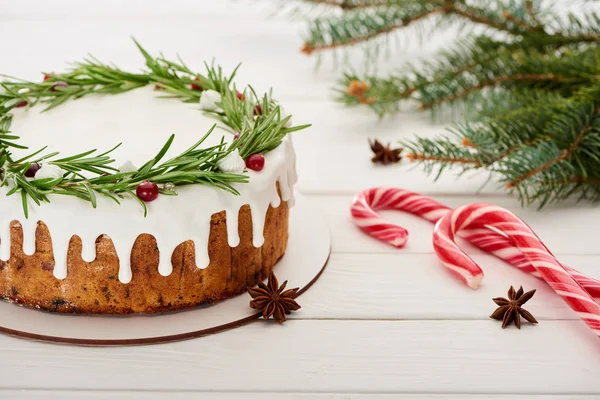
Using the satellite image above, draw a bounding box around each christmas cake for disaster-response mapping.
[0,43,307,314]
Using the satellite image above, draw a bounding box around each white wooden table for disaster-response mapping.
[2,1,600,398]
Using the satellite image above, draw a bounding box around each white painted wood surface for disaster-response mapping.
[1,1,600,398]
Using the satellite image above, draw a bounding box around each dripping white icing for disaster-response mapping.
[0,136,296,282]
[2,88,298,283]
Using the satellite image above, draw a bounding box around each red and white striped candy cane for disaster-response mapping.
[351,187,448,247]
[433,203,600,337]
[351,187,600,297]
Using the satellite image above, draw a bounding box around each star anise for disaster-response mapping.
[248,273,301,323]
[370,139,402,165]
[490,286,538,329]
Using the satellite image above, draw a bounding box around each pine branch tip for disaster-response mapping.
[300,42,314,56]
[346,80,376,104]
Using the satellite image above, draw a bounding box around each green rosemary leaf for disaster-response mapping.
[1,141,28,150]
[132,38,155,68]
[21,190,28,219]
[13,147,47,164]
[82,183,97,208]
[15,176,42,206]
[137,134,176,176]
[52,149,99,162]
[283,123,312,133]
[127,188,147,217]
[99,190,121,205]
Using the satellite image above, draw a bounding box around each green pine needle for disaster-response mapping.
[290,0,600,207]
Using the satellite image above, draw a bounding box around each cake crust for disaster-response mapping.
[0,201,289,314]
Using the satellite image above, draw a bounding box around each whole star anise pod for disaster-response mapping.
[490,286,538,329]
[248,273,301,323]
[370,139,402,165]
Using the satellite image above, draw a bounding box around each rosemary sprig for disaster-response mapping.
[0,40,310,216]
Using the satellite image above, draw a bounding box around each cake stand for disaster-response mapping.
[0,193,330,346]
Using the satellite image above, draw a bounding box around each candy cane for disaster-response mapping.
[433,203,600,337]
[351,187,448,247]
[351,187,600,297]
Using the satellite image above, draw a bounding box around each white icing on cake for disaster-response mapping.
[198,90,222,111]
[33,163,64,181]
[2,88,297,283]
[217,149,246,174]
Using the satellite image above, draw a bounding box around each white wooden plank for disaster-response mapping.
[1,2,440,106]
[298,253,600,322]
[1,320,599,393]
[290,101,501,195]
[0,18,321,101]
[2,1,597,397]
[4,0,260,17]
[305,195,600,255]
[1,391,596,400]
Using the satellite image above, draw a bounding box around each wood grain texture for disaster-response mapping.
[298,253,600,321]
[2,320,600,393]
[1,0,599,398]
[1,392,597,400]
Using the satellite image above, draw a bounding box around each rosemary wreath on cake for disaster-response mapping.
[0,40,309,217]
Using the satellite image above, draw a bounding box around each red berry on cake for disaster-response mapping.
[254,104,263,116]
[236,91,245,101]
[16,100,27,108]
[43,73,68,91]
[24,163,41,178]
[136,180,159,202]
[191,77,204,91]
[245,153,265,171]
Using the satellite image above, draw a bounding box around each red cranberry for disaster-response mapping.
[236,91,244,101]
[43,73,54,81]
[191,78,204,91]
[233,132,241,140]
[16,100,27,108]
[254,104,262,116]
[136,180,159,202]
[25,163,41,178]
[245,154,265,171]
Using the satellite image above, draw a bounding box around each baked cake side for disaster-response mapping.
[0,200,289,314]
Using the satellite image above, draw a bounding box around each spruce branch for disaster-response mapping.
[418,72,570,110]
[525,0,539,25]
[299,0,546,55]
[301,3,443,55]
[299,0,387,8]
[279,0,600,206]
[401,96,600,206]
[338,35,600,116]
